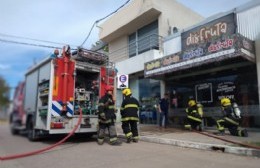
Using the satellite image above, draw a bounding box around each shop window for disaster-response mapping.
[195,83,213,104]
[166,65,259,128]
[128,33,137,58]
[139,78,160,124]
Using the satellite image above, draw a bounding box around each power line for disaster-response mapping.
[80,0,131,47]
[0,33,70,46]
[0,0,131,50]
[0,38,63,49]
[0,38,77,50]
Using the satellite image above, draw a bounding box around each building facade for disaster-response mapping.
[145,1,260,128]
[99,0,260,128]
[99,0,203,123]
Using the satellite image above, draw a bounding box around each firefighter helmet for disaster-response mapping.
[221,97,231,106]
[105,85,113,92]
[122,88,132,96]
[188,100,196,107]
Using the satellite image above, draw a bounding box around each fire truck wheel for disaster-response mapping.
[27,118,38,141]
[10,115,19,135]
[10,125,19,135]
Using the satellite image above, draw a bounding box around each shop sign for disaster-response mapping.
[182,47,204,60]
[144,13,255,78]
[145,33,256,78]
[181,13,235,50]
[208,39,234,52]
[195,83,213,103]
[239,35,256,62]
[144,53,181,77]
[145,60,161,71]
[216,82,236,100]
[182,36,236,60]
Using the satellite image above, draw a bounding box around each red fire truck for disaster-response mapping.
[9,46,115,141]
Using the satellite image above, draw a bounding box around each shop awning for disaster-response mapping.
[144,33,255,78]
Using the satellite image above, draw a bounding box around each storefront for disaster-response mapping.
[144,13,259,128]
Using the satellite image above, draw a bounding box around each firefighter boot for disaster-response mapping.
[184,124,192,131]
[132,139,138,143]
[242,129,248,137]
[213,130,225,136]
[111,140,122,146]
[132,136,139,143]
[97,138,104,145]
[197,125,202,132]
[127,136,132,143]
[125,132,133,143]
[216,131,225,136]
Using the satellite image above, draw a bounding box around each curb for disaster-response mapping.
[118,134,260,157]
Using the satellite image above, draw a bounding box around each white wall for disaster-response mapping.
[153,0,203,38]
[163,35,181,56]
[100,0,203,64]
[109,36,128,62]
[115,49,163,75]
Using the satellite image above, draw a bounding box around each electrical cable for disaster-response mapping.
[80,0,131,47]
[80,21,97,47]
[0,108,83,161]
[0,33,72,47]
[0,38,77,50]
[0,38,62,49]
[0,1,131,49]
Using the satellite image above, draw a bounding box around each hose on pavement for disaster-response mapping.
[0,108,83,161]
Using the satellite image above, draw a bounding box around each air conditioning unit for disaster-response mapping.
[168,26,179,35]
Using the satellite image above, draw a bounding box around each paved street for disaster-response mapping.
[0,124,260,168]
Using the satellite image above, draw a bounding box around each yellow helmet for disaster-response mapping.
[188,100,196,107]
[221,98,231,106]
[122,88,132,96]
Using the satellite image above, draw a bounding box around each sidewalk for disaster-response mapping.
[116,124,260,157]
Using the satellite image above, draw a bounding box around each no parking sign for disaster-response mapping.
[117,74,128,89]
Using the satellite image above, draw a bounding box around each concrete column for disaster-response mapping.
[255,33,260,126]
[157,80,166,126]
[160,80,166,97]
[256,34,260,105]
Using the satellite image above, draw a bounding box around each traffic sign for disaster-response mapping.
[117,74,128,89]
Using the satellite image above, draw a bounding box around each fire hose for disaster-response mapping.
[0,108,82,161]
[194,130,260,150]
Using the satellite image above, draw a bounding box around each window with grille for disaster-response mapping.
[128,20,159,58]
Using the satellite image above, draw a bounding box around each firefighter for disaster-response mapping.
[120,88,140,143]
[97,85,122,145]
[216,98,248,137]
[184,99,203,131]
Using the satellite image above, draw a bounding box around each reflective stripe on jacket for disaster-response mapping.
[121,96,140,121]
[186,105,202,122]
[98,93,116,123]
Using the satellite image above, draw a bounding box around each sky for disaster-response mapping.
[0,0,253,97]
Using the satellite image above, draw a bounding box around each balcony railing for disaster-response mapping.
[108,34,163,61]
